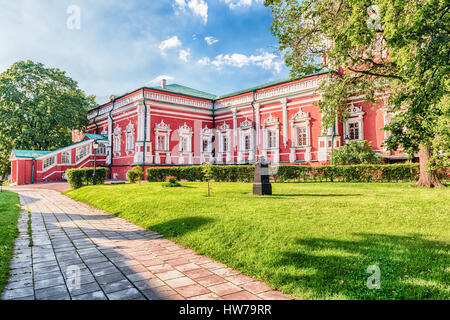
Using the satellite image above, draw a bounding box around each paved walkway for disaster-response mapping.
[2,187,292,300]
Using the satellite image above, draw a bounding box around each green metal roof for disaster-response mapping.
[12,150,52,159]
[215,68,331,99]
[146,84,217,100]
[84,133,108,141]
[94,68,331,109]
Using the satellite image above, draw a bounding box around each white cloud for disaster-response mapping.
[204,36,219,45]
[197,57,211,65]
[159,36,182,54]
[223,0,263,9]
[174,0,208,24]
[179,49,191,62]
[202,50,283,73]
[146,75,175,86]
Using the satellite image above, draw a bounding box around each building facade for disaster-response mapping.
[10,70,405,185]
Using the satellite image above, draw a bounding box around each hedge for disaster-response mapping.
[272,164,421,182]
[66,167,108,189]
[146,164,423,183]
[146,165,254,182]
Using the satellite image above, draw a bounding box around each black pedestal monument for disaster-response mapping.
[253,157,272,195]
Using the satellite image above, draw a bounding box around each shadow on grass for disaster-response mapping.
[149,216,214,238]
[271,193,362,198]
[271,233,449,300]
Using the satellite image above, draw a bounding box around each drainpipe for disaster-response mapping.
[31,159,35,184]
[108,98,116,179]
[250,90,257,163]
[142,88,148,174]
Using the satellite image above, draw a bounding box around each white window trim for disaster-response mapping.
[178,123,193,153]
[113,126,122,155]
[262,113,280,150]
[344,117,364,141]
[154,120,172,152]
[42,156,57,171]
[290,109,311,148]
[200,125,213,153]
[61,151,71,165]
[125,122,135,153]
[75,144,91,164]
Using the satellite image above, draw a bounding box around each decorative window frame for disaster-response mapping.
[154,120,171,152]
[154,120,172,164]
[113,126,122,155]
[216,121,232,163]
[177,122,193,165]
[238,118,254,163]
[200,125,214,164]
[262,113,280,164]
[178,123,193,153]
[262,113,280,150]
[343,104,365,141]
[200,125,213,153]
[125,121,135,153]
[290,109,311,148]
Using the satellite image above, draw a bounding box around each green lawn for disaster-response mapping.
[64,182,450,300]
[0,190,20,298]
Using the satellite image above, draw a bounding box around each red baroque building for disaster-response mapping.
[10,70,405,185]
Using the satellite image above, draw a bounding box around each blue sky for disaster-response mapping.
[0,0,289,103]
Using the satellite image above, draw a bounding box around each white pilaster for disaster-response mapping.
[281,98,288,148]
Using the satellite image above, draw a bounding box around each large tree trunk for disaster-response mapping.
[414,144,445,188]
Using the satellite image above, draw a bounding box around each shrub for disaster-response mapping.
[66,167,107,189]
[146,165,254,183]
[127,166,144,183]
[331,140,382,165]
[147,163,421,183]
[162,175,181,187]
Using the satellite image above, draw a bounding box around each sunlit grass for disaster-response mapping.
[65,182,450,300]
[0,191,20,298]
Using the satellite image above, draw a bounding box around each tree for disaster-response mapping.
[331,140,382,165]
[201,162,213,197]
[0,60,96,178]
[266,0,449,187]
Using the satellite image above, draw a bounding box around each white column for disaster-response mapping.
[359,114,364,140]
[232,108,237,151]
[255,103,261,154]
[282,98,288,148]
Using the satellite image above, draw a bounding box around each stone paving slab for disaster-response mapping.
[2,187,293,300]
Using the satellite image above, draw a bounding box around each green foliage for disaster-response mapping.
[266,0,449,177]
[201,162,213,181]
[126,166,144,184]
[66,167,107,189]
[146,164,426,183]
[273,164,422,183]
[0,191,20,298]
[331,141,382,165]
[162,175,181,187]
[0,60,97,177]
[146,165,254,183]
